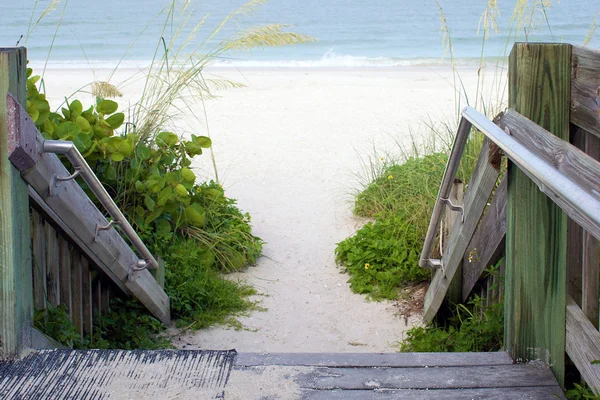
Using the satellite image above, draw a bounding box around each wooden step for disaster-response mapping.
[0,350,565,399]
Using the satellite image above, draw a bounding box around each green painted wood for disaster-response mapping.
[0,47,32,360]
[505,42,571,387]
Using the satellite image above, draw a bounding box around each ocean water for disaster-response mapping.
[1,0,598,68]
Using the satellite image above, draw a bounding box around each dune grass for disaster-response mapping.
[335,0,587,300]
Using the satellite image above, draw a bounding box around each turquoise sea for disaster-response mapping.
[1,0,599,68]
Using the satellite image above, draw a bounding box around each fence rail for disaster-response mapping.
[421,43,600,392]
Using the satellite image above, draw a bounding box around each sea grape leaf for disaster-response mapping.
[105,112,125,129]
[97,99,119,115]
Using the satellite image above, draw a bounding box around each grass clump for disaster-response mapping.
[399,295,504,352]
[335,153,450,300]
[161,237,260,331]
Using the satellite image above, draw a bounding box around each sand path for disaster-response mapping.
[43,66,481,353]
[173,67,480,352]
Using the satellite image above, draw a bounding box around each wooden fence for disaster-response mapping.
[0,47,169,359]
[423,43,600,391]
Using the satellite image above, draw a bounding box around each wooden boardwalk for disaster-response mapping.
[0,350,565,399]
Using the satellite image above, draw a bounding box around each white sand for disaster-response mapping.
[41,66,487,353]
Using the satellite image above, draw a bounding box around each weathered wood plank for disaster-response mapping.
[92,276,101,318]
[235,352,514,368]
[44,222,60,307]
[423,138,501,323]
[445,181,464,305]
[566,296,600,395]
[497,110,600,240]
[81,258,93,335]
[28,187,127,295]
[462,176,507,301]
[31,209,47,310]
[566,128,586,306]
[21,140,169,323]
[571,46,600,138]
[0,48,34,359]
[303,387,566,400]
[70,251,84,337]
[505,42,570,386]
[100,279,111,315]
[297,364,559,390]
[582,130,600,328]
[58,236,72,317]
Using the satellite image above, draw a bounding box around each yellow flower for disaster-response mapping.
[387,175,393,180]
[380,157,384,161]
[364,263,370,270]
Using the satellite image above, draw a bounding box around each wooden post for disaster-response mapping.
[0,47,33,359]
[505,43,571,386]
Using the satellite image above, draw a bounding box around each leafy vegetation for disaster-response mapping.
[33,305,81,348]
[399,295,504,352]
[566,382,600,400]
[24,0,314,348]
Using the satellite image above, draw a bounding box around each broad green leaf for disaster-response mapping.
[93,125,111,139]
[155,219,172,238]
[27,102,40,122]
[104,164,117,181]
[69,100,83,119]
[165,171,181,184]
[56,121,80,140]
[156,131,178,147]
[76,116,91,132]
[157,187,173,206]
[183,203,206,227]
[117,139,133,156]
[135,180,146,192]
[181,167,196,183]
[110,152,125,162]
[175,184,188,198]
[62,107,70,120]
[125,167,140,182]
[136,145,151,160]
[144,194,155,210]
[105,113,125,129]
[96,99,119,114]
[106,137,122,152]
[144,207,164,226]
[73,132,92,152]
[183,141,202,156]
[192,134,212,148]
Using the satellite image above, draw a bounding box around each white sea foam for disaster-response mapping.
[29,52,495,71]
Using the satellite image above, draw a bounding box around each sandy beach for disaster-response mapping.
[42,65,486,353]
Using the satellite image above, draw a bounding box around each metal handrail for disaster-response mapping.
[43,140,158,273]
[419,106,600,269]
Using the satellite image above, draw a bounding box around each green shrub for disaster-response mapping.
[335,154,450,299]
[566,382,600,400]
[335,211,428,300]
[399,295,504,353]
[33,305,81,348]
[90,299,171,350]
[160,237,260,330]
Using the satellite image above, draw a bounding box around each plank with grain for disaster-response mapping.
[566,296,600,395]
[11,116,170,323]
[423,138,501,324]
[571,46,600,138]
[462,175,507,301]
[504,42,570,386]
[497,109,600,241]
